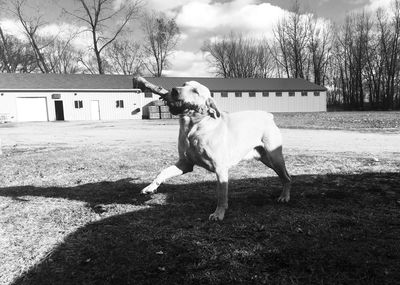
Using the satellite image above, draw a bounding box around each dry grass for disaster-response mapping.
[274,111,400,132]
[0,113,399,285]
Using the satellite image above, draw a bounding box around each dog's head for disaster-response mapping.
[165,81,220,118]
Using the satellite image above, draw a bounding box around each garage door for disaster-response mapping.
[16,97,48,122]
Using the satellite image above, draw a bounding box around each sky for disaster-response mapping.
[0,0,394,76]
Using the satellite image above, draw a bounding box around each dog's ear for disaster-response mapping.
[206,98,221,119]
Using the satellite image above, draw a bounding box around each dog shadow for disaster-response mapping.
[2,172,399,285]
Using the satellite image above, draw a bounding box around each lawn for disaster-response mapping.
[273,111,400,131]
[0,112,399,285]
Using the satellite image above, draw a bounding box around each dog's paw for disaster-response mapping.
[209,209,225,221]
[141,183,158,195]
[277,195,290,203]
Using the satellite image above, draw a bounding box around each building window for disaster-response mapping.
[289,92,295,97]
[262,92,269,97]
[74,100,83,109]
[249,91,256,97]
[235,92,242,97]
[314,91,320,96]
[116,100,124,108]
[276,92,282,97]
[221,92,228,97]
[301,91,308,96]
[145,92,153,98]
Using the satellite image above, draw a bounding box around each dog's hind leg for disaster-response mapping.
[141,159,194,194]
[256,145,292,202]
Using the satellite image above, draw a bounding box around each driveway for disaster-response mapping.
[0,120,399,158]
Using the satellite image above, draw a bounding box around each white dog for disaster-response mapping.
[142,81,291,221]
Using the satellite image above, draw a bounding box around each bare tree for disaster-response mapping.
[308,17,333,85]
[202,33,275,78]
[46,38,83,74]
[10,0,54,73]
[272,0,311,79]
[376,1,400,109]
[65,0,142,74]
[0,27,37,72]
[105,39,144,75]
[142,11,180,77]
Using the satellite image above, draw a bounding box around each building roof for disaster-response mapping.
[143,77,327,92]
[0,73,134,91]
[0,73,326,92]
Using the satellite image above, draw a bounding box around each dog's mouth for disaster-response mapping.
[167,99,202,115]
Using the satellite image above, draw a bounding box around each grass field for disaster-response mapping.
[0,111,399,285]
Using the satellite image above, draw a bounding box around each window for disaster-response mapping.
[301,91,308,96]
[262,92,269,97]
[314,91,320,96]
[145,92,153,98]
[74,100,83,109]
[289,92,295,97]
[235,92,242,97]
[276,92,282,97]
[249,91,256,97]
[221,92,228,97]
[211,92,214,97]
[116,100,124,108]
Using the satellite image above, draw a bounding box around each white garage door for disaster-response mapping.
[16,97,48,122]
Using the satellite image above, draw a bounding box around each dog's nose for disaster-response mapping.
[171,87,179,98]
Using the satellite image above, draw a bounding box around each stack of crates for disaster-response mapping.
[146,100,179,120]
[160,105,171,119]
[148,105,160,119]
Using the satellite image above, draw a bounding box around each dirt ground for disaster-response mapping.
[0,118,399,285]
[1,120,398,158]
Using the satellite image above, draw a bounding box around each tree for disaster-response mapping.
[272,0,311,79]
[0,27,37,72]
[142,11,180,77]
[105,39,144,75]
[46,38,83,74]
[66,0,142,74]
[10,0,53,73]
[308,17,333,85]
[202,32,275,78]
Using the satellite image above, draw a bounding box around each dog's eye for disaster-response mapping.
[192,88,199,94]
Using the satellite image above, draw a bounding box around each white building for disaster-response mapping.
[0,74,326,122]
[143,77,327,113]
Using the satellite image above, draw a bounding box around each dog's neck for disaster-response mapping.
[179,110,216,133]
[179,105,214,124]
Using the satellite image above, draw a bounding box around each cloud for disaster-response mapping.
[163,50,211,77]
[145,0,211,12]
[364,0,393,11]
[0,19,26,41]
[176,0,286,39]
[37,23,93,50]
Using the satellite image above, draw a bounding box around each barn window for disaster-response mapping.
[262,92,269,97]
[289,92,295,97]
[145,92,153,98]
[74,100,83,109]
[116,100,124,108]
[249,91,256,97]
[221,92,228,97]
[235,92,242,97]
[314,91,320,96]
[276,92,282,97]
[301,91,308,96]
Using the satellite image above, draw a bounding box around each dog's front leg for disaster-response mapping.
[209,168,229,221]
[141,160,193,194]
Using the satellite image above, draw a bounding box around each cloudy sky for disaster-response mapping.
[0,0,393,76]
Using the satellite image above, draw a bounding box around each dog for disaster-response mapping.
[141,81,291,221]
